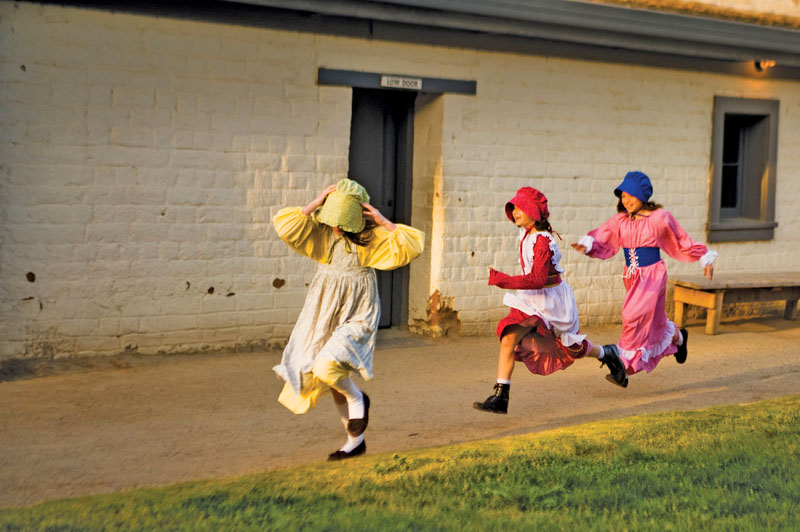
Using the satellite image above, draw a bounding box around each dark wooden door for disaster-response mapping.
[348,88,416,328]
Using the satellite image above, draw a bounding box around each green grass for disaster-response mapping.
[2,395,799,531]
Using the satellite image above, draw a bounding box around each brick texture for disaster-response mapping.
[1,2,798,358]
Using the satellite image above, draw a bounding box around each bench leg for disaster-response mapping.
[786,300,798,321]
[706,291,725,335]
[674,300,686,327]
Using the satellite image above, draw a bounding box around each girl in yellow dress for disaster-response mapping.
[272,179,424,460]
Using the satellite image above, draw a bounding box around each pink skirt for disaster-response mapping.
[497,308,590,376]
[619,262,678,374]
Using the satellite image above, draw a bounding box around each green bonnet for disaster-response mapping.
[316,178,371,233]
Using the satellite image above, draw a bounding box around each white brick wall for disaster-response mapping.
[1,2,799,358]
[436,59,800,333]
[0,3,351,358]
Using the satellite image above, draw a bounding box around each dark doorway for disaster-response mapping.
[348,88,416,328]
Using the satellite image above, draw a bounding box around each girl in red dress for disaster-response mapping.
[474,187,628,415]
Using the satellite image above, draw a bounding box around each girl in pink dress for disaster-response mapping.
[473,187,629,415]
[571,171,717,375]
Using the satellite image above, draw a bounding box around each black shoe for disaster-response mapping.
[328,440,366,461]
[675,328,688,364]
[346,392,370,436]
[600,345,628,388]
[473,383,510,414]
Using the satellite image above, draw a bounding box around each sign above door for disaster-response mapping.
[380,75,422,91]
[318,67,476,95]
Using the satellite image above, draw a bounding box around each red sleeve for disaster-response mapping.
[488,234,553,289]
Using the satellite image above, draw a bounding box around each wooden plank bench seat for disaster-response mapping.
[669,272,800,335]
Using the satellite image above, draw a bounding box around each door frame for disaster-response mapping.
[317,68,476,328]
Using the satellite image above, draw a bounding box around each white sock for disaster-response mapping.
[340,434,364,453]
[677,329,684,346]
[496,378,511,385]
[597,346,605,360]
[330,377,365,419]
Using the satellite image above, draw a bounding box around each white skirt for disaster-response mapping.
[502,279,585,347]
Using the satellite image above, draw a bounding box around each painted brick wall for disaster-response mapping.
[436,59,800,334]
[1,2,799,358]
[0,2,354,358]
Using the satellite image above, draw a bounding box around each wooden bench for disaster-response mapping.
[669,272,800,335]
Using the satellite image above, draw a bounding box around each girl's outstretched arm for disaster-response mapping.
[656,210,717,279]
[704,263,714,281]
[570,242,587,254]
[572,214,623,260]
[489,234,553,289]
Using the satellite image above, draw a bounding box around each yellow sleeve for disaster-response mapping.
[358,224,425,271]
[272,207,332,264]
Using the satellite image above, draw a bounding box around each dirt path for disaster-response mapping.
[2,320,799,508]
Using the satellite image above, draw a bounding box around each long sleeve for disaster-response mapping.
[357,224,425,271]
[489,234,554,289]
[272,207,332,264]
[585,214,623,260]
[656,210,712,263]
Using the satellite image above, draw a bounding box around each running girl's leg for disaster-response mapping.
[474,324,531,415]
[312,358,368,460]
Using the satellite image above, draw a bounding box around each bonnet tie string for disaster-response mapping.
[519,226,535,272]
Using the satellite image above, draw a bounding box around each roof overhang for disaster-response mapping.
[222,0,800,77]
[32,0,800,78]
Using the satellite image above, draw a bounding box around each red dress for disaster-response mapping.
[491,230,591,376]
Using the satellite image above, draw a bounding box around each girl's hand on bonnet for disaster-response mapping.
[362,203,396,231]
[302,184,338,216]
[570,242,586,254]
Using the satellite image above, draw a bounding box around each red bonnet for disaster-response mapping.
[505,187,549,222]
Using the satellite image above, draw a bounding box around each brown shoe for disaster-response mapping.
[346,393,370,436]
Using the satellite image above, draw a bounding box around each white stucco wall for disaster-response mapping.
[1,2,799,358]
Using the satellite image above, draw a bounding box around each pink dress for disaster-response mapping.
[583,210,712,374]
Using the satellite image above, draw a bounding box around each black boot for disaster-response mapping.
[473,383,510,414]
[675,328,688,364]
[600,345,628,388]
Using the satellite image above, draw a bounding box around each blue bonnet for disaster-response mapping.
[614,171,653,202]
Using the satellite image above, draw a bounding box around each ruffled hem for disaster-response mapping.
[497,309,589,376]
[274,362,372,414]
[618,321,678,374]
[554,329,587,349]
